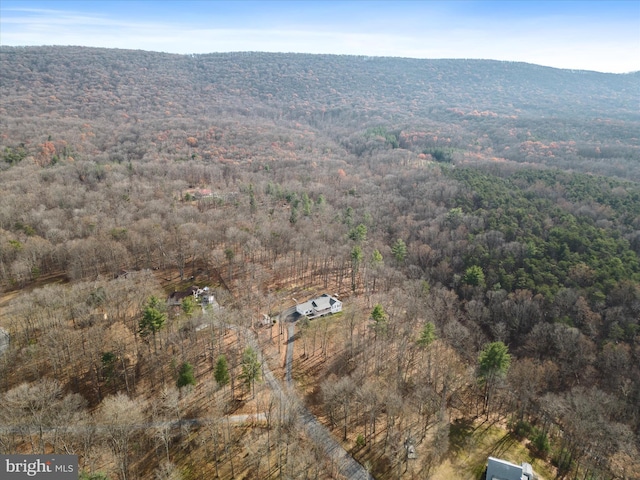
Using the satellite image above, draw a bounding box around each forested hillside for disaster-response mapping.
[1,46,639,480]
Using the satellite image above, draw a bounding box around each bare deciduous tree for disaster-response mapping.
[98,393,147,480]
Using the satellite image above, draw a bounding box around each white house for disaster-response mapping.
[167,286,217,308]
[486,457,534,480]
[197,287,216,306]
[296,294,342,319]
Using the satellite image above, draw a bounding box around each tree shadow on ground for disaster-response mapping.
[489,432,517,458]
[449,417,476,454]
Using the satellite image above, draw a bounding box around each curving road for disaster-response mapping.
[278,311,374,480]
[285,323,295,386]
[1,313,373,479]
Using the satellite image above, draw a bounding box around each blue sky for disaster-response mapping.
[1,1,639,73]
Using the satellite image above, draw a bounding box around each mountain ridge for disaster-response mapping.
[2,46,637,124]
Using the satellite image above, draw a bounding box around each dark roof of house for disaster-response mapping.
[168,286,199,301]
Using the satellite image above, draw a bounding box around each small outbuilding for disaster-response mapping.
[405,438,417,460]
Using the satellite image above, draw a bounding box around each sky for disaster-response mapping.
[1,1,639,73]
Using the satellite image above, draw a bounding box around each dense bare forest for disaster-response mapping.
[1,46,639,480]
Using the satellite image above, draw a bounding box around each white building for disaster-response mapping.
[167,286,217,308]
[486,457,534,480]
[296,294,342,319]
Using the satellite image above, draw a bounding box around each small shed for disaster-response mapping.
[404,438,417,460]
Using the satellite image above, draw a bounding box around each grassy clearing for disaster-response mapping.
[431,418,555,480]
